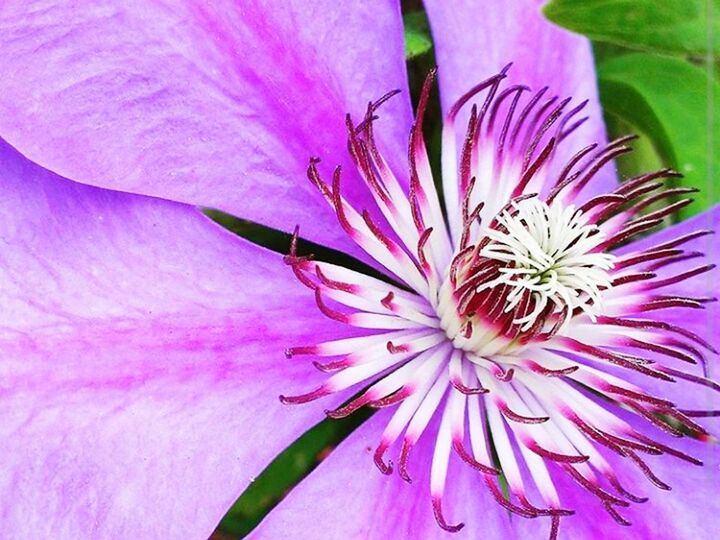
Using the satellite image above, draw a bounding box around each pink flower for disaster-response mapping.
[0,1,716,538]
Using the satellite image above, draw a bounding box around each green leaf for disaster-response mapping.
[598,53,719,217]
[404,11,432,59]
[217,408,373,537]
[544,0,720,56]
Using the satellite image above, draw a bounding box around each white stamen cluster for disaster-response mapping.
[480,199,615,329]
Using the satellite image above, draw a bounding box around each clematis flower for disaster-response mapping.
[0,1,717,539]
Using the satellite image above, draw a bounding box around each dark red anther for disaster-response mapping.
[602,502,632,527]
[632,433,703,465]
[603,384,675,408]
[569,414,626,455]
[647,250,704,271]
[615,248,682,270]
[462,321,473,339]
[546,143,598,203]
[562,465,630,506]
[285,256,319,290]
[679,409,720,417]
[645,264,716,290]
[306,158,333,203]
[492,85,530,156]
[526,441,589,464]
[606,473,649,504]
[627,404,684,438]
[450,377,488,395]
[487,84,528,133]
[624,337,697,365]
[522,96,570,172]
[597,316,717,353]
[312,359,350,372]
[284,345,318,358]
[345,114,389,205]
[637,296,704,312]
[611,272,656,287]
[512,136,556,198]
[417,227,434,271]
[652,229,714,251]
[452,439,501,475]
[483,477,538,518]
[615,167,677,196]
[459,105,480,196]
[510,86,548,150]
[373,441,393,475]
[628,192,697,222]
[602,432,662,455]
[447,65,509,121]
[326,394,373,419]
[517,495,574,518]
[579,193,626,214]
[598,218,664,250]
[625,450,671,491]
[560,338,675,381]
[380,291,395,310]
[279,386,330,405]
[315,265,358,293]
[527,360,579,377]
[398,439,413,483]
[632,187,699,215]
[664,408,711,437]
[362,209,401,255]
[432,497,465,533]
[386,340,410,354]
[371,387,412,408]
[314,288,351,323]
[497,401,550,424]
[495,366,515,382]
[549,515,562,540]
[329,166,355,235]
[657,366,720,393]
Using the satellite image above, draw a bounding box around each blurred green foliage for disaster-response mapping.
[544,0,719,55]
[599,54,719,218]
[547,0,719,217]
[404,11,433,59]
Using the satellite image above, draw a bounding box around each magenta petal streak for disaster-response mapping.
[0,0,413,261]
[0,138,357,539]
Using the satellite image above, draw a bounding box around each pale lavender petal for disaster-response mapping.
[0,138,350,538]
[0,0,412,257]
[251,412,515,539]
[424,0,615,196]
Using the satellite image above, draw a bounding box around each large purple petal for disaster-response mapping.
[0,0,412,257]
[423,0,615,196]
[251,412,516,539]
[0,138,348,538]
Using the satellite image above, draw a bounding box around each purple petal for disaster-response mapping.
[0,138,349,537]
[250,412,515,539]
[0,0,412,257]
[423,0,615,196]
[615,207,719,411]
[514,407,720,539]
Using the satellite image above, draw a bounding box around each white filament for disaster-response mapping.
[479,199,616,329]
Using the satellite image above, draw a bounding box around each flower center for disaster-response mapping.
[280,67,717,540]
[438,198,615,356]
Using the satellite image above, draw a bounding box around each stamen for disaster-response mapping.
[279,66,717,537]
